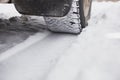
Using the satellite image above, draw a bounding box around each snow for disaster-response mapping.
[0,4,21,19]
[106,33,120,39]
[0,1,120,80]
[46,1,120,80]
[0,33,77,80]
[0,32,50,62]
[0,4,47,54]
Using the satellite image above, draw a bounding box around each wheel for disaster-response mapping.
[79,0,92,28]
[44,0,92,34]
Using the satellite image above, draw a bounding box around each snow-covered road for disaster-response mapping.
[0,33,77,80]
[0,1,120,80]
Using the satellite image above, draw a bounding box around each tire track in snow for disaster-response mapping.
[0,32,50,62]
[0,33,77,80]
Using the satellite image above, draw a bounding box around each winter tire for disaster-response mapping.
[44,0,92,34]
[79,0,92,28]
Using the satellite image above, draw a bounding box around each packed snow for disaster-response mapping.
[0,1,120,80]
[0,4,47,53]
[46,1,120,80]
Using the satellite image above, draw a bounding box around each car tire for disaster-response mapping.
[79,0,92,28]
[44,0,92,34]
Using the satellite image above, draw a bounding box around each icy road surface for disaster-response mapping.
[0,1,120,80]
